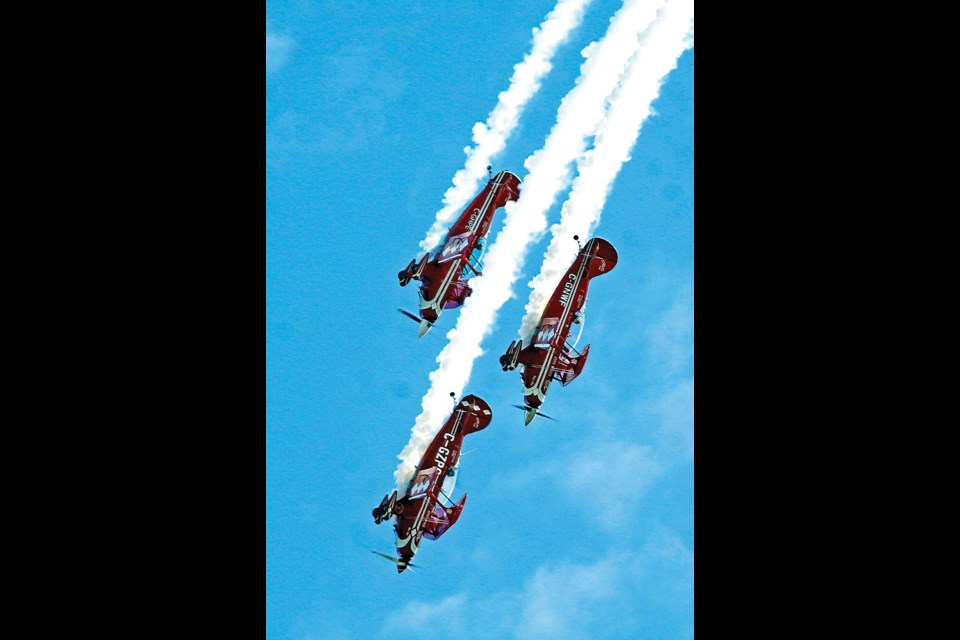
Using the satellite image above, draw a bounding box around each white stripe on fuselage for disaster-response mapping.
[420,174,507,314]
[523,245,592,401]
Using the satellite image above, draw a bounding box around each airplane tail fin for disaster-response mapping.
[583,237,618,279]
[494,170,522,203]
[457,395,493,435]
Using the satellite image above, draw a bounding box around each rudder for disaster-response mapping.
[458,395,493,435]
[584,237,618,278]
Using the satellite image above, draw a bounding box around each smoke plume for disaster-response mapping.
[419,0,595,254]
[396,0,672,489]
[519,0,695,341]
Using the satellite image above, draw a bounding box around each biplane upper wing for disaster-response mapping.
[422,494,467,540]
[549,343,591,386]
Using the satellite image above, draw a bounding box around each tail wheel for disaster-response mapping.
[399,259,417,286]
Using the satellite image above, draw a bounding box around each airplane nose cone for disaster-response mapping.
[524,407,536,425]
[417,320,432,338]
[397,560,408,573]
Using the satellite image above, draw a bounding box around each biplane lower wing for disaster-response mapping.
[551,343,590,386]
[423,494,467,540]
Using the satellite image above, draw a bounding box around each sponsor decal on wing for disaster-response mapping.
[438,232,472,264]
[408,467,436,498]
[534,317,559,347]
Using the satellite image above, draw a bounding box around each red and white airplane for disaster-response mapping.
[398,169,521,337]
[372,394,492,572]
[500,237,618,425]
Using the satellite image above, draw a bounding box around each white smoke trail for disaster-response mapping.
[519,0,695,342]
[395,0,670,490]
[418,0,594,255]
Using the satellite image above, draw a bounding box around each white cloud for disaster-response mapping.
[518,0,696,342]
[644,285,694,376]
[266,32,294,75]
[379,531,694,640]
[515,533,694,639]
[515,555,620,640]
[382,594,466,633]
[653,377,694,459]
[394,0,669,490]
[491,374,692,532]
[419,0,596,254]
[561,441,666,528]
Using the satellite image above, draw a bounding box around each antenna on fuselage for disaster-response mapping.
[487,165,493,181]
[574,234,582,252]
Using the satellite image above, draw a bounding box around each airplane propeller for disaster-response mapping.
[371,551,420,569]
[398,309,425,324]
[512,405,557,422]
[397,309,436,337]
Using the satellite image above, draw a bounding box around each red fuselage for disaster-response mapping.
[388,395,492,572]
[400,171,521,327]
[502,238,618,417]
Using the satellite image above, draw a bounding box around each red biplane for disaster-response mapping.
[399,170,521,337]
[499,237,618,425]
[372,394,492,572]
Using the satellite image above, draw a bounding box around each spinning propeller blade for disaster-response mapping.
[397,309,435,337]
[398,309,423,324]
[511,405,558,422]
[371,551,420,569]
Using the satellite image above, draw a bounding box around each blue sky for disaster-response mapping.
[267,1,693,638]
